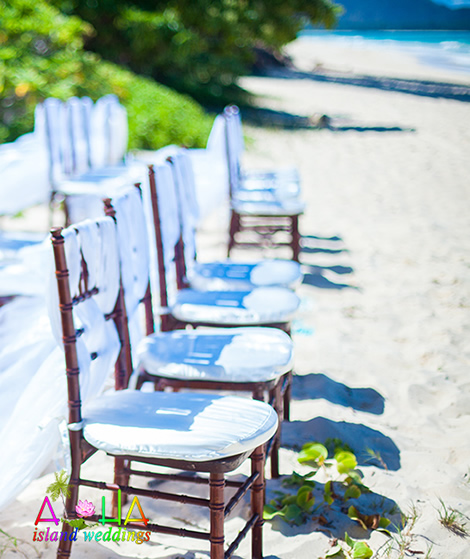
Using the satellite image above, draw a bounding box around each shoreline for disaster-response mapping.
[285,33,470,85]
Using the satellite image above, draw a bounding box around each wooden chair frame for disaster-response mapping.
[145,165,293,424]
[51,222,268,559]
[148,163,293,336]
[119,172,292,478]
[224,105,302,262]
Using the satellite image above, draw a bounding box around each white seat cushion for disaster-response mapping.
[231,198,306,216]
[189,259,302,291]
[137,327,293,383]
[237,173,301,200]
[242,167,299,184]
[57,162,144,196]
[171,287,300,325]
[82,390,278,462]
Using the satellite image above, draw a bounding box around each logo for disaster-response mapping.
[33,471,151,545]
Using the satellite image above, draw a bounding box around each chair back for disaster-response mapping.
[67,96,93,175]
[146,162,188,328]
[91,95,128,168]
[36,98,73,186]
[168,151,199,265]
[49,217,126,430]
[104,187,154,340]
[36,95,129,190]
[223,105,244,197]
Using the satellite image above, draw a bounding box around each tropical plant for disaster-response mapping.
[0,0,212,147]
[50,0,342,103]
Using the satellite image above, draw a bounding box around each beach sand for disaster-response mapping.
[1,36,470,558]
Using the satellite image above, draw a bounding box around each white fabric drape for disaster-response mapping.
[0,217,121,511]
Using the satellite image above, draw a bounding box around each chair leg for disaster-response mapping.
[269,382,283,479]
[291,215,300,262]
[113,458,129,513]
[228,211,240,257]
[56,473,80,558]
[209,473,225,559]
[283,371,292,422]
[251,446,265,559]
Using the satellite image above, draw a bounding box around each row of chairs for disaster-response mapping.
[25,97,307,558]
[34,96,305,260]
[51,166,301,557]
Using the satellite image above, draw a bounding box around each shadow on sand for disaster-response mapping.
[242,105,414,132]
[299,234,357,289]
[282,417,400,471]
[256,66,470,103]
[264,474,401,541]
[292,373,385,415]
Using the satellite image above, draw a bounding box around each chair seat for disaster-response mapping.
[82,390,278,462]
[57,163,144,196]
[242,167,299,184]
[238,171,301,200]
[189,259,302,291]
[137,327,293,383]
[171,287,300,326]
[231,198,306,216]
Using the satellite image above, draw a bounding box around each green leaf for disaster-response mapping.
[282,471,315,488]
[284,504,304,525]
[63,518,87,530]
[346,470,364,484]
[263,504,287,520]
[298,443,328,467]
[379,517,391,528]
[344,532,355,548]
[46,470,70,501]
[351,541,373,559]
[335,451,357,474]
[325,544,345,557]
[324,480,334,505]
[282,495,298,506]
[296,486,315,511]
[344,484,362,501]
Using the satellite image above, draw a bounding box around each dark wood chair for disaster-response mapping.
[51,215,278,559]
[167,149,302,292]
[104,188,293,478]
[224,105,305,262]
[146,162,300,336]
[144,163,297,423]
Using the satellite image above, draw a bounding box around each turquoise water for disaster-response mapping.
[300,30,470,74]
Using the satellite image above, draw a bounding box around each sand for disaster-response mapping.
[1,36,470,558]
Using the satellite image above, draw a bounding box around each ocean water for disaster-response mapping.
[300,30,470,74]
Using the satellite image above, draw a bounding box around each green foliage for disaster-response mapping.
[264,441,396,558]
[62,518,88,531]
[0,0,212,148]
[50,0,342,103]
[298,442,329,468]
[324,534,373,558]
[46,469,71,502]
[0,527,39,558]
[381,503,433,558]
[437,498,468,537]
[95,62,213,149]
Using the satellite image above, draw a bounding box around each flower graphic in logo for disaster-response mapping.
[75,500,95,518]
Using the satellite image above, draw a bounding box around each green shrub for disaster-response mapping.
[0,0,212,149]
[96,62,212,150]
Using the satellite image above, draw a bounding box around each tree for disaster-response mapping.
[0,0,212,147]
[50,0,341,103]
